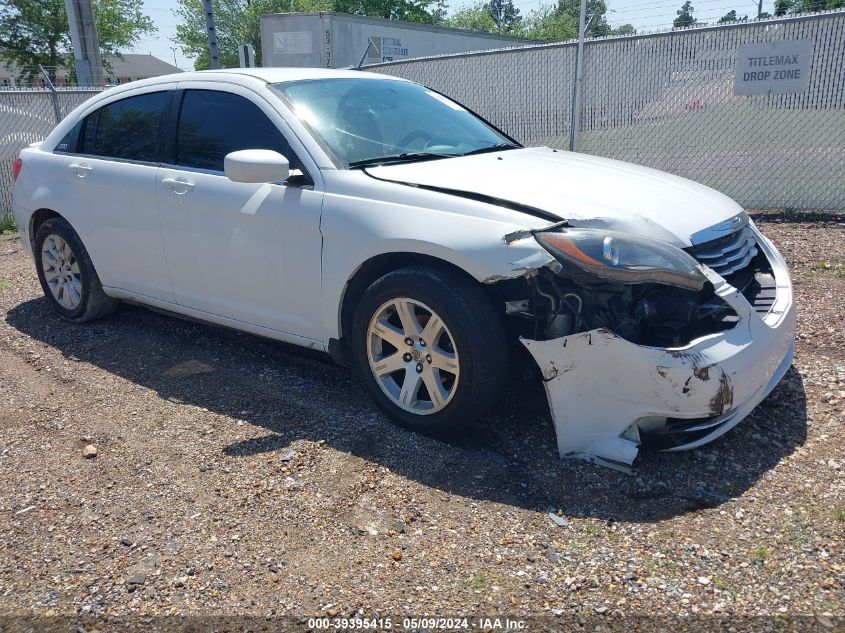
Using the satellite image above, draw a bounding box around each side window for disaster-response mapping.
[80,91,169,162]
[175,90,303,173]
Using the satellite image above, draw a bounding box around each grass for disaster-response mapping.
[0,212,16,235]
[462,574,489,591]
[834,507,845,523]
[752,547,771,562]
[810,258,845,278]
[584,523,602,537]
[0,278,10,291]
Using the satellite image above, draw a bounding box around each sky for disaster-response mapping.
[129,0,776,70]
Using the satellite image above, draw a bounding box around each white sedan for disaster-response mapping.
[11,68,795,468]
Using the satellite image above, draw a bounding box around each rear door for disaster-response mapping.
[156,82,324,341]
[53,85,176,301]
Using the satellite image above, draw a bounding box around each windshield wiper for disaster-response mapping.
[457,143,521,157]
[348,152,451,169]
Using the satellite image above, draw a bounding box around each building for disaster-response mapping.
[261,12,537,69]
[0,53,182,87]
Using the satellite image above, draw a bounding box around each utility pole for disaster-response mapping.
[170,46,179,68]
[64,0,105,86]
[202,0,221,69]
[757,0,763,17]
[569,0,587,152]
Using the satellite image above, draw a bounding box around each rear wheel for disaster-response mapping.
[34,217,119,322]
[350,266,508,437]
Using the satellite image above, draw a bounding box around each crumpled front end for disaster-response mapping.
[514,222,795,470]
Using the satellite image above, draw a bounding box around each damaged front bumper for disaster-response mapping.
[521,228,795,469]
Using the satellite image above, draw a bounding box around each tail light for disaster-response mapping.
[12,158,22,183]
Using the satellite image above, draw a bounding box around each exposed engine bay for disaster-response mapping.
[498,225,777,349]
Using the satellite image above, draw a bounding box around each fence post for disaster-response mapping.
[569,0,587,152]
[39,65,62,124]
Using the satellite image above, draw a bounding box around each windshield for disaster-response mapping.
[271,78,517,168]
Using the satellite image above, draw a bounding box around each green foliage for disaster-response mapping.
[514,0,634,42]
[0,0,155,82]
[521,4,577,41]
[718,9,747,22]
[612,23,636,34]
[0,212,16,235]
[752,547,771,561]
[335,0,447,22]
[486,0,521,32]
[774,0,794,14]
[673,0,697,27]
[557,0,610,36]
[445,3,499,31]
[444,0,520,33]
[175,0,447,69]
[775,0,843,14]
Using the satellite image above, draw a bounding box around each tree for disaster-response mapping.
[486,0,521,32]
[444,3,498,31]
[521,4,577,40]
[175,0,447,69]
[673,0,697,27]
[519,0,633,42]
[612,23,636,34]
[335,0,447,22]
[775,0,843,13]
[717,9,747,21]
[0,0,156,82]
[774,0,794,14]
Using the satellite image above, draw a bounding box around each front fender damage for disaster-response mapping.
[490,226,794,472]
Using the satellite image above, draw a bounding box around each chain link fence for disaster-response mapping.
[368,11,845,210]
[0,87,102,221]
[1,13,843,219]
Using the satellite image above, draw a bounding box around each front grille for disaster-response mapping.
[686,224,758,277]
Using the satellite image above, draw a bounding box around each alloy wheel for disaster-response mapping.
[41,234,82,310]
[366,298,460,415]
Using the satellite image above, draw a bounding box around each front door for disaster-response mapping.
[156,85,324,343]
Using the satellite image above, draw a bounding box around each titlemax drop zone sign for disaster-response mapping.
[734,40,814,95]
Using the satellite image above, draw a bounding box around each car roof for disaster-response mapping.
[195,67,406,83]
[111,67,406,91]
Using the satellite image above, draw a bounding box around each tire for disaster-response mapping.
[350,266,508,437]
[34,217,119,322]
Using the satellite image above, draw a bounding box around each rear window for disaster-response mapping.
[80,91,170,162]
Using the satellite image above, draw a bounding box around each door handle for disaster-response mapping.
[68,163,92,178]
[162,177,195,194]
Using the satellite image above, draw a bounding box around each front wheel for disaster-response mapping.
[350,266,508,437]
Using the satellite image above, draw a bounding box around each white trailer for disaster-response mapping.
[260,12,536,69]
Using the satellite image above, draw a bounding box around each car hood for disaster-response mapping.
[366,147,746,247]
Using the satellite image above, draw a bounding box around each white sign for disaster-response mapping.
[274,31,313,55]
[734,40,813,96]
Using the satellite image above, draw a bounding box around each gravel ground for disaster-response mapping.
[0,211,843,630]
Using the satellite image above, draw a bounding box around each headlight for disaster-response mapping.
[534,228,706,290]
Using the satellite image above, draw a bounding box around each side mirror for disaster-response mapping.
[224,149,290,184]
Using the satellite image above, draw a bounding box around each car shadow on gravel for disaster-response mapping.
[6,298,807,522]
